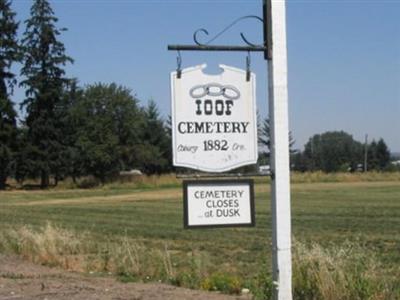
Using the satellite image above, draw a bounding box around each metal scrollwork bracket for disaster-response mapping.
[168,0,272,61]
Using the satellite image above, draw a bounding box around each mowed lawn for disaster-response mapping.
[1,180,400,278]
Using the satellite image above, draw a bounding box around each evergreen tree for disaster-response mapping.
[367,140,379,170]
[20,0,72,188]
[376,138,390,170]
[0,0,19,189]
[55,79,82,185]
[164,115,173,170]
[137,100,170,174]
[259,118,297,157]
[367,138,390,171]
[259,118,271,150]
[13,126,38,185]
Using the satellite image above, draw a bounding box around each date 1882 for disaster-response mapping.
[203,140,229,151]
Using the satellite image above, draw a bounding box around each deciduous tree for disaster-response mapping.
[303,131,363,172]
[71,83,142,183]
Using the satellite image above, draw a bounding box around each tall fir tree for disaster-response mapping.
[137,100,169,174]
[367,138,390,171]
[376,138,390,170]
[57,79,83,184]
[20,0,72,188]
[259,118,296,156]
[0,0,19,189]
[367,140,379,170]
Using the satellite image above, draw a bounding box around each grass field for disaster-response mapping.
[1,178,399,299]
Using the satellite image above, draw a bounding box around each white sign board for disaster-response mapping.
[171,64,258,172]
[183,180,255,228]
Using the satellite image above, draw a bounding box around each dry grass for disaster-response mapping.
[99,173,182,190]
[0,223,84,269]
[0,223,185,282]
[290,171,400,183]
[110,171,400,187]
[1,223,399,299]
[9,188,182,206]
[292,240,399,300]
[5,171,400,191]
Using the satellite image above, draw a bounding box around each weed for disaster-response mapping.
[292,241,382,300]
[0,222,84,269]
[0,272,25,279]
[117,273,139,283]
[201,272,242,294]
[249,262,274,300]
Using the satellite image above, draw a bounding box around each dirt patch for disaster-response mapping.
[0,254,251,300]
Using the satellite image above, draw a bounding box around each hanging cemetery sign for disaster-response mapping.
[170,64,258,172]
[183,179,255,228]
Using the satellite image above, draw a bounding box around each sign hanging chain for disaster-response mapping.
[246,51,251,82]
[176,50,182,79]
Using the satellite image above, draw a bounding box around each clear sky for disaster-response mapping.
[10,0,400,152]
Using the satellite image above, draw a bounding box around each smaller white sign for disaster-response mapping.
[183,180,255,228]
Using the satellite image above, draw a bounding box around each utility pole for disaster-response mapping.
[364,134,368,172]
[267,0,292,299]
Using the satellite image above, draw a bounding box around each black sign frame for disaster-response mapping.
[183,179,255,229]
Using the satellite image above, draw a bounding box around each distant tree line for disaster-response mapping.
[0,0,395,189]
[291,131,391,172]
[258,124,392,173]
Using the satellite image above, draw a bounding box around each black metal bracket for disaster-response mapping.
[167,0,272,60]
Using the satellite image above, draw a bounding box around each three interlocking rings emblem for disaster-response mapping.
[189,83,241,100]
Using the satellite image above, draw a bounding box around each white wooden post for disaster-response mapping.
[268,0,292,299]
